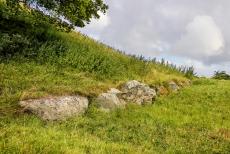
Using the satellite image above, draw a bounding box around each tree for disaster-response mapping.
[6,0,108,29]
[213,71,230,80]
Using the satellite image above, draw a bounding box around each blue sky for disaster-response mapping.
[79,0,230,76]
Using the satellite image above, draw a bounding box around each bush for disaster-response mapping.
[0,33,30,58]
[212,71,230,80]
[0,32,67,61]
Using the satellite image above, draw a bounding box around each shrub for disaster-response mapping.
[0,33,30,58]
[213,71,230,80]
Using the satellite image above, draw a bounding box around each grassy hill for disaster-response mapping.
[0,29,188,116]
[1,2,229,153]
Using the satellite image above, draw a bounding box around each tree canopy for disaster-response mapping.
[6,0,108,29]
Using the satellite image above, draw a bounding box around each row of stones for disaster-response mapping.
[19,80,191,121]
[96,80,190,112]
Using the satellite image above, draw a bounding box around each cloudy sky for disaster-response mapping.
[79,0,230,76]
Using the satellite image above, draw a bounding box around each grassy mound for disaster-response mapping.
[0,28,188,116]
[0,2,190,114]
[1,79,230,153]
[2,2,220,153]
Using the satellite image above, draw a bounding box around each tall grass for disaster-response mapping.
[0,2,195,80]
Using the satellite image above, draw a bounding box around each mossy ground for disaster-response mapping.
[1,79,229,153]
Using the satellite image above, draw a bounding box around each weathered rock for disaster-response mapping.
[183,80,192,86]
[121,80,156,105]
[19,96,89,121]
[168,81,180,92]
[96,88,126,112]
[177,81,185,88]
[108,88,122,94]
[177,80,191,88]
[156,85,169,96]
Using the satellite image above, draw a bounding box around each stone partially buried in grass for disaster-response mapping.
[96,88,126,112]
[120,80,157,105]
[156,85,169,96]
[168,81,180,92]
[177,80,192,88]
[19,96,89,121]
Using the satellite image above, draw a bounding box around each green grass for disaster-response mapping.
[1,2,228,153]
[0,8,227,152]
[51,31,187,81]
[0,30,187,116]
[0,60,185,115]
[1,79,230,153]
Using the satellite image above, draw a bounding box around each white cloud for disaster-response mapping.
[78,12,110,40]
[88,12,110,30]
[182,59,230,77]
[174,16,224,59]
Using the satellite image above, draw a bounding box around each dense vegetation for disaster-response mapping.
[1,79,230,153]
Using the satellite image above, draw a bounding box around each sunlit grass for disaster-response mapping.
[1,79,230,153]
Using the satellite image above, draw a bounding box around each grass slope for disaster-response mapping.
[1,79,230,153]
[1,2,228,153]
[0,31,186,116]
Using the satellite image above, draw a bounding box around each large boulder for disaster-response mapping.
[120,80,156,105]
[19,96,89,121]
[96,88,126,112]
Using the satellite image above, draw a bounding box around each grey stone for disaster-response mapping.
[121,80,156,105]
[168,81,180,91]
[107,88,122,94]
[96,88,126,112]
[19,96,89,121]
